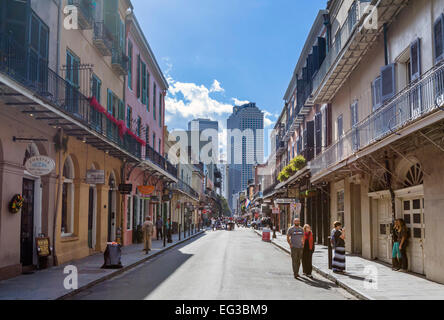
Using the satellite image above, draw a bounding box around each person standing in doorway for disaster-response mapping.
[142,216,154,254]
[156,216,163,240]
[398,219,409,272]
[332,221,346,274]
[287,218,304,279]
[392,219,402,271]
[302,224,315,278]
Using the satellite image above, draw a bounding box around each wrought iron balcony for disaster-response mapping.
[0,33,142,160]
[145,144,178,178]
[310,63,444,180]
[172,179,199,199]
[112,49,129,76]
[310,0,408,104]
[93,22,113,56]
[68,0,94,30]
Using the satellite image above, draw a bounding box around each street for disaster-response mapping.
[68,228,355,300]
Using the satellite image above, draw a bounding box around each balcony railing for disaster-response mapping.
[311,1,363,101]
[172,179,199,199]
[0,32,142,159]
[68,0,94,30]
[145,144,177,178]
[310,63,444,179]
[112,49,129,76]
[93,22,113,56]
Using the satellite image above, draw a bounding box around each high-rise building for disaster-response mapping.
[188,118,219,190]
[227,103,264,211]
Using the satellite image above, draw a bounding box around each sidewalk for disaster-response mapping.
[254,229,444,300]
[0,229,206,300]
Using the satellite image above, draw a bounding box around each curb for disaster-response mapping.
[57,230,206,300]
[253,229,373,301]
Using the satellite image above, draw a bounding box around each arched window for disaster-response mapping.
[403,163,424,188]
[61,156,75,236]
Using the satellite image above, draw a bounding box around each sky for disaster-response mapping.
[132,0,327,159]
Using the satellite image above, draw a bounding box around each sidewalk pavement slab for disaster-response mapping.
[254,229,444,300]
[0,230,205,300]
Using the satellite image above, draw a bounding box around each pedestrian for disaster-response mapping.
[332,221,346,274]
[156,216,163,240]
[287,218,304,279]
[142,216,154,254]
[302,224,315,278]
[392,219,402,271]
[398,218,409,272]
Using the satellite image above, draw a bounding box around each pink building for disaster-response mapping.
[122,13,175,246]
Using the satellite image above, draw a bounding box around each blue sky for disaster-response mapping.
[132,0,327,157]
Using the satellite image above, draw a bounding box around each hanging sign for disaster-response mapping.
[275,199,296,204]
[86,170,105,184]
[25,156,55,176]
[137,185,155,195]
[150,196,160,203]
[272,207,280,214]
[118,184,133,194]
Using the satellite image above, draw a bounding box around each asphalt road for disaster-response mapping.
[69,228,355,300]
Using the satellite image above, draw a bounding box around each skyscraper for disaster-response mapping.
[227,103,264,212]
[188,118,219,190]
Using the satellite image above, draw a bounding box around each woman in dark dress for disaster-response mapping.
[302,224,315,278]
[332,221,346,274]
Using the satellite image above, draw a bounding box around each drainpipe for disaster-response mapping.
[384,23,389,66]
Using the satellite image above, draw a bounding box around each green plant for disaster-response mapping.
[291,155,306,171]
[277,156,307,182]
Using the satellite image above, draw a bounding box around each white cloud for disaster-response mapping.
[210,80,224,93]
[232,98,250,106]
[263,111,276,128]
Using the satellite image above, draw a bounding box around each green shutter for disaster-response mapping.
[107,89,113,113]
[147,72,150,112]
[104,0,118,47]
[137,55,141,98]
[118,100,124,120]
[141,62,147,104]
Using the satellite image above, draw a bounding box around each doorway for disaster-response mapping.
[21,178,35,267]
[88,186,97,249]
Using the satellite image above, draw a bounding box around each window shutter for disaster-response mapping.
[315,112,322,155]
[118,100,124,120]
[410,38,421,82]
[147,72,150,111]
[107,89,112,113]
[326,104,332,147]
[434,15,444,64]
[337,115,343,139]
[306,121,315,161]
[350,101,358,127]
[381,64,396,102]
[136,55,141,99]
[372,77,383,111]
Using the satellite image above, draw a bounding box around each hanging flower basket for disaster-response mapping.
[9,194,24,214]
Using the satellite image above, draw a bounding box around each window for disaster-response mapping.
[66,50,80,113]
[337,190,345,225]
[91,74,101,103]
[62,156,75,236]
[347,1,357,33]
[434,14,444,64]
[137,117,142,137]
[126,196,132,230]
[127,105,132,130]
[118,100,125,120]
[153,132,156,151]
[107,89,113,114]
[29,12,49,87]
[159,92,162,127]
[153,83,157,120]
[147,72,150,112]
[337,115,343,139]
[128,40,133,89]
[158,138,161,153]
[410,38,421,81]
[137,54,141,99]
[315,112,322,155]
[350,101,359,151]
[371,76,382,111]
[141,61,147,104]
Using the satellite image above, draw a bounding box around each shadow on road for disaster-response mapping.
[68,233,208,300]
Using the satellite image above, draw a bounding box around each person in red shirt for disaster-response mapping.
[302,224,315,278]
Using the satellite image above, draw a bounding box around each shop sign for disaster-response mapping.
[272,207,280,214]
[150,196,160,203]
[162,194,172,201]
[275,198,296,204]
[25,156,55,176]
[118,184,133,194]
[137,185,155,195]
[36,237,51,257]
[86,170,105,184]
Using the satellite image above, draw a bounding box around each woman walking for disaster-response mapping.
[332,221,346,274]
[392,219,402,271]
[302,224,315,278]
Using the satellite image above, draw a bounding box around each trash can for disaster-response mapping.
[101,243,123,269]
[262,228,271,242]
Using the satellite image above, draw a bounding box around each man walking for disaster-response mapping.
[287,218,304,279]
[142,216,154,254]
[156,216,163,240]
